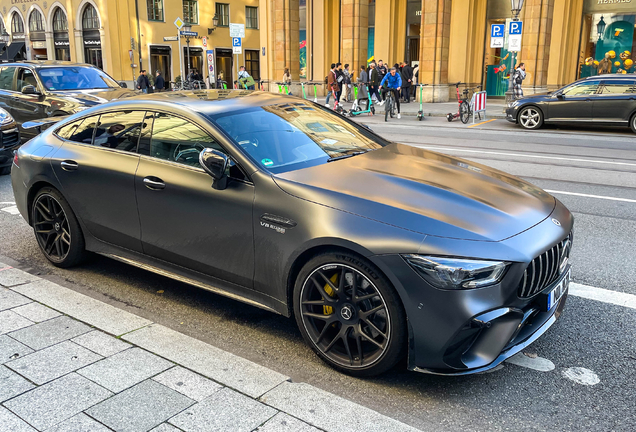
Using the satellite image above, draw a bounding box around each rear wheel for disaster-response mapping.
[31,188,86,268]
[460,101,470,124]
[630,113,636,134]
[518,106,544,130]
[293,251,407,377]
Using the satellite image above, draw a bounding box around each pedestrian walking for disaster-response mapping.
[369,62,382,103]
[136,70,149,93]
[512,63,526,99]
[412,63,419,99]
[357,64,369,105]
[343,64,352,102]
[377,60,387,83]
[154,71,165,92]
[335,63,345,102]
[238,66,256,90]
[282,67,292,94]
[326,63,340,107]
[401,61,413,103]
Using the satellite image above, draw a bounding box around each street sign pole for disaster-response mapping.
[174,18,185,84]
[230,24,245,89]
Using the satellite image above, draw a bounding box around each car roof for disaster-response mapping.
[0,61,95,68]
[582,74,636,80]
[113,90,308,117]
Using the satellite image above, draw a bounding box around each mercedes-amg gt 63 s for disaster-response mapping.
[11,91,573,376]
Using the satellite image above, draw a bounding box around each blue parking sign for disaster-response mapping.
[509,21,523,35]
[491,24,504,38]
[232,37,241,47]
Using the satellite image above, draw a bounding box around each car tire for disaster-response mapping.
[31,187,86,268]
[630,113,636,134]
[518,106,544,130]
[293,251,407,377]
[0,166,10,176]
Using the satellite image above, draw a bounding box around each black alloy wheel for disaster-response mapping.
[294,252,406,376]
[32,188,86,267]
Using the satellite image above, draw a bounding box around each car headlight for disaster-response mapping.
[508,100,520,108]
[403,255,509,290]
[0,110,14,126]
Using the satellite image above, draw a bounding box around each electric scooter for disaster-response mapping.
[416,83,428,121]
[330,85,347,116]
[348,83,375,117]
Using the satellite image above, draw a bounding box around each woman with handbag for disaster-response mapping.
[512,63,526,99]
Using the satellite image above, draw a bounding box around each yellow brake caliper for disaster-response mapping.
[323,273,338,316]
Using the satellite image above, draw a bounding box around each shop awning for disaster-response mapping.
[6,42,25,60]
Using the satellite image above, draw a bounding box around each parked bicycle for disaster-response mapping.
[447,82,482,124]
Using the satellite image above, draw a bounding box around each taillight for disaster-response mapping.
[13,152,19,167]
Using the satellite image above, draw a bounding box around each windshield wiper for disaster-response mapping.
[327,150,368,162]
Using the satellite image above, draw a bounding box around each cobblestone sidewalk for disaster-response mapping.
[0,263,423,432]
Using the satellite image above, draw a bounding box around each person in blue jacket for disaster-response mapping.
[378,67,402,119]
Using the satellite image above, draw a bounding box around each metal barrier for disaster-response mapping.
[471,91,487,123]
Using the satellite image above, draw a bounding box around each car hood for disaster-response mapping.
[49,88,136,105]
[273,143,555,242]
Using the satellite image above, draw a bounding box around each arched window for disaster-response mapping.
[0,19,7,36]
[81,4,102,69]
[53,8,68,31]
[11,14,24,34]
[28,10,44,32]
[52,8,70,61]
[82,4,99,30]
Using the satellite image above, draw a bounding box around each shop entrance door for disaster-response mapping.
[150,46,171,89]
[216,48,233,88]
[407,37,419,65]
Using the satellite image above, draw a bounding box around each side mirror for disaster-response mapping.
[21,85,40,95]
[199,148,228,189]
[118,81,128,88]
[556,93,565,99]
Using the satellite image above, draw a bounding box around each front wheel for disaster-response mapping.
[32,188,86,268]
[460,101,471,124]
[518,106,544,130]
[630,113,636,134]
[293,252,407,376]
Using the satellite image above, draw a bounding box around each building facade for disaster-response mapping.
[0,0,634,99]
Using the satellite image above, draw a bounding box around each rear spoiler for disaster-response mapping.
[22,116,70,134]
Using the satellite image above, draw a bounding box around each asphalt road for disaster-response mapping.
[1,116,635,431]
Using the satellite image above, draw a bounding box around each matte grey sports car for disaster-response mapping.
[11,91,573,376]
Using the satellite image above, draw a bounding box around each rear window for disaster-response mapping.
[600,80,636,95]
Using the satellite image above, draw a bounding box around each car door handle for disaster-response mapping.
[143,177,165,190]
[60,160,78,171]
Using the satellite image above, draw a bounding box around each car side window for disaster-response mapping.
[600,80,636,95]
[57,115,100,144]
[0,67,16,91]
[16,68,37,91]
[93,111,146,152]
[147,113,225,168]
[562,80,600,96]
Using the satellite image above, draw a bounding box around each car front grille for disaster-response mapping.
[518,231,573,298]
[0,130,20,149]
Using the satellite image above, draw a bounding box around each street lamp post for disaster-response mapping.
[505,0,525,107]
[596,16,606,41]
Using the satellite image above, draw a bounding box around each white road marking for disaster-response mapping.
[505,352,555,372]
[562,367,600,386]
[569,283,636,310]
[0,202,16,205]
[1,205,20,215]
[416,145,636,168]
[545,190,636,204]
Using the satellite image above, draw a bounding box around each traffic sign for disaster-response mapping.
[490,24,504,48]
[174,17,184,29]
[508,20,523,52]
[229,23,245,38]
[202,36,207,47]
[232,37,241,47]
[180,31,198,37]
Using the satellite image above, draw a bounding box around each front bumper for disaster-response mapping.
[505,106,518,123]
[370,200,573,376]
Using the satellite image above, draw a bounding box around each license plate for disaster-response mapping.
[546,268,570,311]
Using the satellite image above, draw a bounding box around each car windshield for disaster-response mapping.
[37,67,120,91]
[210,102,388,174]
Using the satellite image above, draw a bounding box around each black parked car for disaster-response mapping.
[506,74,636,133]
[0,107,20,175]
[0,61,135,141]
[12,91,573,376]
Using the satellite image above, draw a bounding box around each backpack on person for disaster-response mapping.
[514,70,523,85]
